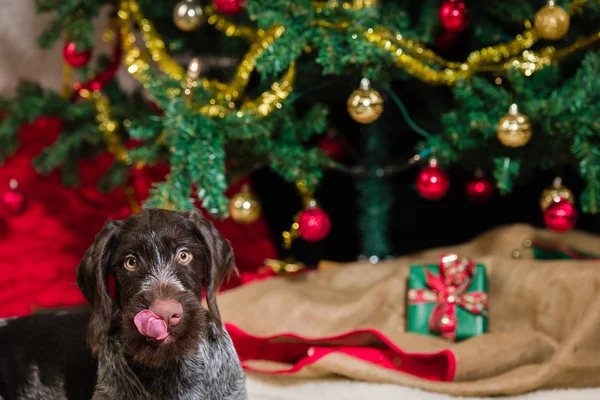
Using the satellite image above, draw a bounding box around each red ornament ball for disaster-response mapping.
[544,200,578,232]
[63,42,92,67]
[466,177,494,203]
[318,136,345,161]
[438,0,470,33]
[297,207,331,242]
[416,164,450,200]
[3,179,26,214]
[108,205,132,220]
[214,0,245,14]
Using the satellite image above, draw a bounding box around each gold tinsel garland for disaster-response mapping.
[81,90,142,214]
[119,0,295,119]
[119,0,598,99]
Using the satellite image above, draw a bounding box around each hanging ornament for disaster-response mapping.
[63,42,92,67]
[544,200,577,232]
[71,29,122,97]
[347,78,384,124]
[496,103,532,147]
[318,130,345,161]
[229,184,261,224]
[534,0,570,41]
[416,158,450,200]
[297,205,332,242]
[466,169,494,203]
[174,0,204,31]
[438,0,471,33]
[540,176,574,211]
[435,30,459,51]
[3,179,26,214]
[282,181,331,247]
[214,0,245,15]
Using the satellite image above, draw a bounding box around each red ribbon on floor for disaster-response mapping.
[407,253,488,340]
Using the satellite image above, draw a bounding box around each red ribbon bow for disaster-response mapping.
[408,253,488,340]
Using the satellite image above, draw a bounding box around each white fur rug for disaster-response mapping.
[2,1,600,398]
[246,374,600,400]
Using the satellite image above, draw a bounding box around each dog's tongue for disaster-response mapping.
[134,310,169,340]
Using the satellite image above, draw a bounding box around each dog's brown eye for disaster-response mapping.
[124,257,137,271]
[177,250,192,264]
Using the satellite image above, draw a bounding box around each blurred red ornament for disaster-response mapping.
[438,0,470,33]
[466,172,493,202]
[108,205,132,220]
[544,200,578,232]
[63,42,92,67]
[435,30,459,50]
[214,0,245,14]
[3,179,26,214]
[416,159,450,200]
[318,135,345,161]
[72,31,122,97]
[298,207,331,242]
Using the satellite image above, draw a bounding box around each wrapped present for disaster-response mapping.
[407,253,488,341]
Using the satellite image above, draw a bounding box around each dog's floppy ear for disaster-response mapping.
[184,209,234,332]
[77,219,122,355]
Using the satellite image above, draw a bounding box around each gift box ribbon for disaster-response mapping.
[407,253,488,340]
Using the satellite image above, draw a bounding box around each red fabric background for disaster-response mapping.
[0,117,278,318]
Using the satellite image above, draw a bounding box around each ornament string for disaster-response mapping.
[331,148,431,178]
[386,90,434,140]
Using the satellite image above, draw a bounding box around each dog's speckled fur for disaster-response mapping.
[0,209,247,399]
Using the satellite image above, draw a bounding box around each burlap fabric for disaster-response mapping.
[218,224,600,397]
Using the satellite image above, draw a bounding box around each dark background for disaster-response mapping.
[251,81,600,266]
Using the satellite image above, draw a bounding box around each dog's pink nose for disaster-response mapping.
[149,298,183,327]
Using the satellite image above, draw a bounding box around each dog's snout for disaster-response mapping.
[149,298,183,327]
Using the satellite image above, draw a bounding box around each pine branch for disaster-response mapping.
[572,137,600,214]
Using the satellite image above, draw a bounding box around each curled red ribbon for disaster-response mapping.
[408,253,488,340]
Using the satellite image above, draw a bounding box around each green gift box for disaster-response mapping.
[407,253,488,341]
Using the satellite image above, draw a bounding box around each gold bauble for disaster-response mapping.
[347,78,384,124]
[496,103,532,147]
[229,186,261,224]
[174,0,204,32]
[540,177,574,211]
[534,1,570,41]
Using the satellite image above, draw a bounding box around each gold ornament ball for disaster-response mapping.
[174,0,204,32]
[497,103,532,147]
[347,78,384,124]
[540,178,574,211]
[229,187,261,224]
[534,1,570,41]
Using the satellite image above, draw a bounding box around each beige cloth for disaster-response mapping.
[218,224,600,397]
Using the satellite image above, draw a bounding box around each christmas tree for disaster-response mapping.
[1,0,599,260]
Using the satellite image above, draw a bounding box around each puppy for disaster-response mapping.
[0,209,247,399]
